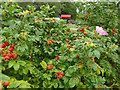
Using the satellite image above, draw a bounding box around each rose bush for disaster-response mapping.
[0,2,120,89]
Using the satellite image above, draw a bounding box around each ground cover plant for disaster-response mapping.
[0,1,120,89]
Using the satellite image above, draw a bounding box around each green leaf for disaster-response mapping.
[13,62,19,70]
[88,50,93,57]
[94,50,100,59]
[40,61,47,70]
[68,66,74,74]
[8,60,15,68]
[0,74,10,82]
[69,78,75,88]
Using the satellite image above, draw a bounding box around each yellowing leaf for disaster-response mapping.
[40,61,47,70]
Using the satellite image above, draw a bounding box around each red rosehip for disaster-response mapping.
[8,54,13,58]
[67,45,70,47]
[80,29,82,31]
[55,57,58,61]
[36,19,40,21]
[84,43,87,45]
[77,30,78,32]
[50,39,53,42]
[4,42,9,46]
[57,56,59,59]
[47,43,50,45]
[57,71,60,75]
[51,65,54,67]
[86,26,89,29]
[93,31,96,33]
[113,32,116,34]
[0,44,6,48]
[3,53,7,57]
[5,56,10,60]
[47,65,52,70]
[88,14,91,16]
[85,17,87,20]
[82,27,84,30]
[98,86,101,88]
[91,59,94,62]
[84,32,87,35]
[112,28,115,31]
[66,33,68,34]
[76,54,79,58]
[11,44,15,48]
[71,44,73,46]
[66,40,69,42]
[76,37,78,40]
[116,20,118,22]
[4,81,10,86]
[59,37,61,39]
[90,56,93,59]
[61,72,65,76]
[57,75,62,79]
[13,54,17,59]
[69,31,71,33]
[9,48,13,52]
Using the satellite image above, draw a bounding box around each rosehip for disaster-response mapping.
[57,56,59,59]
[69,31,71,32]
[85,17,87,20]
[57,71,60,75]
[55,57,58,61]
[0,44,6,48]
[8,54,13,58]
[57,75,62,79]
[5,56,10,60]
[82,27,84,30]
[91,59,94,62]
[112,28,115,31]
[80,29,82,31]
[3,53,7,57]
[76,37,78,40]
[13,54,17,59]
[88,14,91,16]
[66,40,69,42]
[4,81,10,86]
[47,43,50,45]
[93,31,96,33]
[67,45,70,47]
[9,48,13,52]
[76,54,79,58]
[61,72,65,76]
[37,19,40,21]
[11,44,15,48]
[66,33,68,34]
[90,56,93,59]
[98,86,101,88]
[77,30,78,32]
[113,32,116,34]
[116,20,118,22]
[86,26,89,29]
[71,44,73,46]
[4,42,9,46]
[47,65,52,70]
[84,32,87,35]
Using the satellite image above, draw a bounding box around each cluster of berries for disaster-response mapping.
[57,71,65,79]
[47,39,55,46]
[112,28,116,34]
[0,42,17,62]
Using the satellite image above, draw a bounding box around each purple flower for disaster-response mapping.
[96,26,108,35]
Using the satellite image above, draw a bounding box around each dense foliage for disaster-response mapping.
[0,1,120,89]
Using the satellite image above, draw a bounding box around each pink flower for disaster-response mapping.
[96,26,108,35]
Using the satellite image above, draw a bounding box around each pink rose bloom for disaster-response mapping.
[96,26,108,35]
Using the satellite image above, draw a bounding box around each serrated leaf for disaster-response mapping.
[0,74,10,82]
